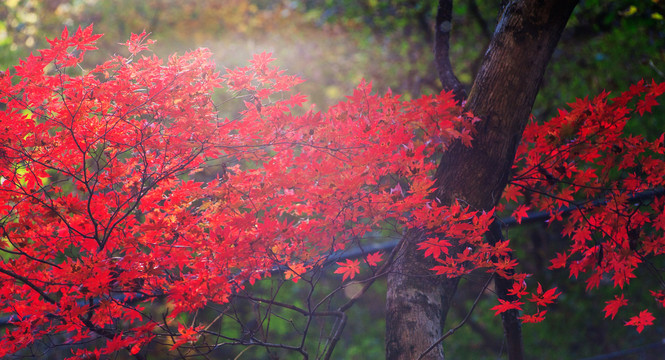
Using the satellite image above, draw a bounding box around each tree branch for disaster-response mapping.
[417,273,494,360]
[435,0,466,101]
[488,220,523,360]
[468,0,492,40]
[0,268,57,305]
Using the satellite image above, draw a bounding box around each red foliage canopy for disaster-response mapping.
[0,27,663,357]
[0,27,483,357]
[505,79,665,329]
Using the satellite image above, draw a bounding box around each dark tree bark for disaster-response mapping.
[386,1,578,359]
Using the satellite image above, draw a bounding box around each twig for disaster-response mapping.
[417,273,494,360]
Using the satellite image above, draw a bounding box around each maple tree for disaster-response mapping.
[0,25,486,358]
[1,8,664,360]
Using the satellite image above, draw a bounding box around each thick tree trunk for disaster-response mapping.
[386,229,458,360]
[385,1,578,359]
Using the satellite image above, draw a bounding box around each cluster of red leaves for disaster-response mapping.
[223,51,483,286]
[0,27,487,357]
[424,207,500,277]
[491,280,560,324]
[0,26,226,357]
[335,252,384,281]
[505,80,665,332]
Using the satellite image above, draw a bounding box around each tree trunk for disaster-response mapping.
[385,1,578,359]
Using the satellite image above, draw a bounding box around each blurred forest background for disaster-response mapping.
[1,1,664,359]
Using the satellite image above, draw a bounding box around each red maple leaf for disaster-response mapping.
[650,290,665,308]
[548,252,568,270]
[507,281,529,298]
[249,52,275,73]
[417,237,451,259]
[603,294,628,320]
[502,184,523,203]
[625,309,655,333]
[121,30,155,55]
[520,310,547,323]
[284,263,308,283]
[636,94,659,116]
[512,204,530,224]
[527,283,560,307]
[335,259,361,281]
[104,334,133,354]
[365,252,384,267]
[170,324,202,351]
[490,299,524,316]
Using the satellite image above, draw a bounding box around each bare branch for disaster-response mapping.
[417,273,494,360]
[435,0,466,101]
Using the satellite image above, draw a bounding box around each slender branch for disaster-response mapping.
[434,0,466,100]
[488,220,523,360]
[321,237,405,359]
[0,227,62,269]
[321,312,346,360]
[468,0,492,39]
[417,273,494,360]
[0,267,57,305]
